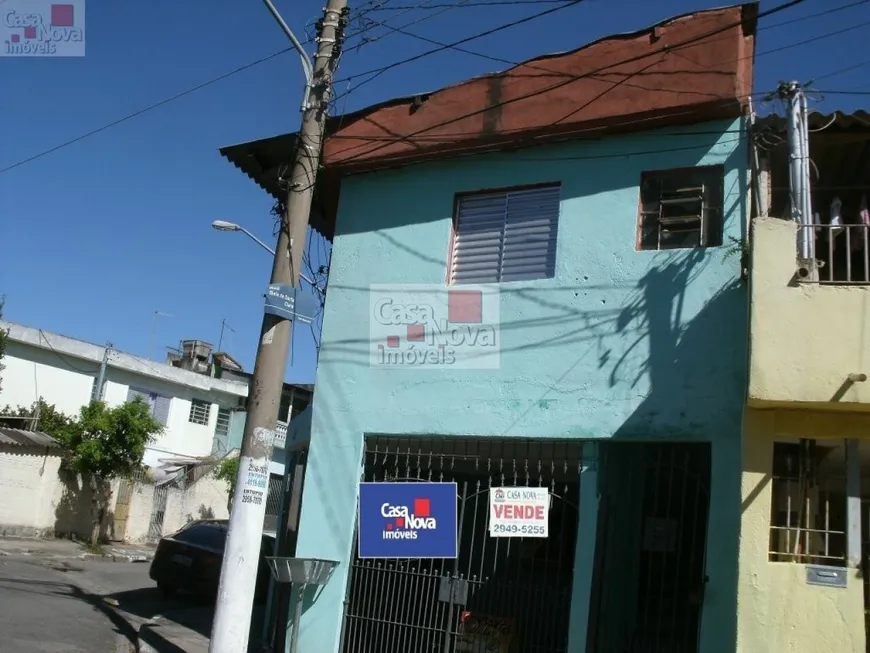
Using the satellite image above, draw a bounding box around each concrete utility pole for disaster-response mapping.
[92,342,112,403]
[209,1,347,651]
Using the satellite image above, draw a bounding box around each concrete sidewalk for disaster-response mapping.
[136,605,267,653]
[0,536,155,563]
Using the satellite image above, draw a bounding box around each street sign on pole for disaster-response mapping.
[264,284,317,324]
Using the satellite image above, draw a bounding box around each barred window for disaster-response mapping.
[188,399,211,426]
[768,440,847,566]
[638,166,724,251]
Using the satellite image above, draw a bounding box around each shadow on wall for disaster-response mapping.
[53,470,115,542]
[589,250,747,653]
[186,505,215,523]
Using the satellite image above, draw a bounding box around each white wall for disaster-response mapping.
[1,336,247,464]
[2,343,94,416]
[118,476,231,544]
[0,445,63,537]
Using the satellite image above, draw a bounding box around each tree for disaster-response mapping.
[0,296,8,392]
[213,455,240,512]
[0,399,73,435]
[58,399,162,545]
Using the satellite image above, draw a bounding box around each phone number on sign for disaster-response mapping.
[491,524,546,535]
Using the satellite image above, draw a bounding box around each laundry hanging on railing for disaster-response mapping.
[830,196,844,236]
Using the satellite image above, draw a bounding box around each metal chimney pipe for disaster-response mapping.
[782,81,815,261]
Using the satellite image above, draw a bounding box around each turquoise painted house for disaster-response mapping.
[221,5,758,652]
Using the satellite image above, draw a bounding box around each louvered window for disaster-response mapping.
[126,387,171,426]
[638,166,724,251]
[450,184,561,284]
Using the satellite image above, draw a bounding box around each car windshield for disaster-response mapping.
[173,521,229,549]
[171,521,276,556]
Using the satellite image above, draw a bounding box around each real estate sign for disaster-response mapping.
[489,486,549,538]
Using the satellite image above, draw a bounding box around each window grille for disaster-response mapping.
[768,440,847,566]
[450,184,560,284]
[214,407,231,440]
[638,166,724,250]
[188,399,211,426]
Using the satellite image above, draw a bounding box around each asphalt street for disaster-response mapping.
[0,556,152,653]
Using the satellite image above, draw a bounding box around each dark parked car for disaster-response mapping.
[149,519,276,602]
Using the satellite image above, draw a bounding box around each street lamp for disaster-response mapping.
[211,219,321,291]
[211,219,276,256]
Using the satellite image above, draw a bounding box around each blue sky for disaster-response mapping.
[2,0,869,384]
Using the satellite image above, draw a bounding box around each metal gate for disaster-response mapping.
[587,442,711,653]
[263,473,285,533]
[113,479,134,541]
[147,484,169,543]
[341,436,586,653]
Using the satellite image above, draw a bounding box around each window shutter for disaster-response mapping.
[501,186,560,282]
[152,395,171,426]
[451,186,560,284]
[451,193,508,284]
[127,387,148,404]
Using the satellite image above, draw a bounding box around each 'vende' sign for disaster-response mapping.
[489,487,549,538]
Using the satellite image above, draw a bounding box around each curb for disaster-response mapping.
[136,623,187,653]
[0,549,153,563]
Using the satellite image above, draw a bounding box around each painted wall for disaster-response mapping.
[1,339,245,466]
[293,119,749,652]
[749,216,870,408]
[0,445,63,537]
[116,475,231,544]
[0,447,116,540]
[737,408,865,653]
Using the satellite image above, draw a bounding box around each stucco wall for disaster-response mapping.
[119,476,231,544]
[737,408,865,653]
[1,340,242,465]
[0,445,63,537]
[294,119,750,652]
[749,216,870,408]
[0,447,112,540]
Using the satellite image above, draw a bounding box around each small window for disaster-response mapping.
[215,408,231,439]
[768,440,847,566]
[450,184,560,284]
[189,399,211,426]
[126,387,171,426]
[638,166,724,251]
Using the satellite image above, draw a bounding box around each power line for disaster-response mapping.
[336,0,844,100]
[334,0,590,87]
[0,0,836,175]
[370,0,580,9]
[347,0,870,100]
[814,89,870,96]
[329,0,810,166]
[0,49,289,175]
[808,56,870,84]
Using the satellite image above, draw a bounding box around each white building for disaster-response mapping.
[0,321,249,468]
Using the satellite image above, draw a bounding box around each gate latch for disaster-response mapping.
[438,576,469,605]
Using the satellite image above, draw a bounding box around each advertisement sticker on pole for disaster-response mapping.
[489,487,550,538]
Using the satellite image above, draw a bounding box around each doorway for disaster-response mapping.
[587,442,711,653]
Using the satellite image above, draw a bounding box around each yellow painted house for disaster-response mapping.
[739,111,870,652]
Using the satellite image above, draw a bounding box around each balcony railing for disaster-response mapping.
[799,223,870,284]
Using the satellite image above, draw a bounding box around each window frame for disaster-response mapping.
[636,165,725,252]
[767,439,848,567]
[188,399,212,426]
[447,182,561,285]
[126,387,171,427]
